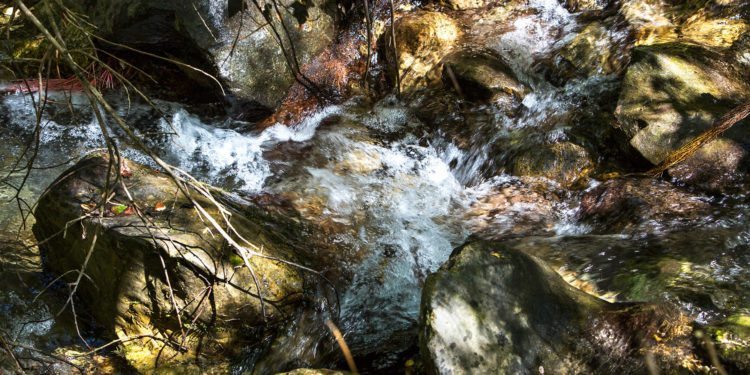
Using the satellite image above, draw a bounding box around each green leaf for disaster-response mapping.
[111,204,128,215]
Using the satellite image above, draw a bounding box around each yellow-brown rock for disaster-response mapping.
[394,12,461,94]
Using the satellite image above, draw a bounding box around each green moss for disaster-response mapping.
[229,253,244,267]
[727,314,750,328]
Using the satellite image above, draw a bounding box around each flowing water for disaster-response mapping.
[2,0,750,373]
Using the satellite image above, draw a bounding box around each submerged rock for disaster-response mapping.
[393,11,461,94]
[33,155,309,371]
[579,178,711,234]
[419,240,698,374]
[502,231,750,319]
[465,178,563,240]
[614,43,750,189]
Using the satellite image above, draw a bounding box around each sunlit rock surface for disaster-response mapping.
[393,11,461,94]
[615,43,750,189]
[419,240,697,374]
[33,154,307,371]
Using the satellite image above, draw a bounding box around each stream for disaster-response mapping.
[2,0,750,373]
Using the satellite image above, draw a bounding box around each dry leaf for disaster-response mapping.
[120,161,133,178]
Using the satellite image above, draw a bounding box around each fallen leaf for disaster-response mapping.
[111,204,128,215]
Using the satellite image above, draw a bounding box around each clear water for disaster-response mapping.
[2,0,750,372]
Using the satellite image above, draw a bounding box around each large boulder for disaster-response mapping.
[33,154,309,371]
[619,1,749,49]
[554,20,631,79]
[81,0,335,109]
[614,43,750,189]
[212,0,335,109]
[419,240,697,374]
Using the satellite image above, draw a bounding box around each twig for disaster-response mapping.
[388,0,400,96]
[325,319,358,374]
[0,332,26,374]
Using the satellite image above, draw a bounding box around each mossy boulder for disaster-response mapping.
[33,155,308,371]
[393,11,461,94]
[419,240,697,374]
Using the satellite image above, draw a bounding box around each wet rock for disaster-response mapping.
[614,43,750,188]
[419,240,698,374]
[579,178,711,233]
[510,142,593,188]
[563,0,611,13]
[33,155,307,371]
[442,51,527,103]
[393,12,461,94]
[619,0,679,46]
[554,20,631,79]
